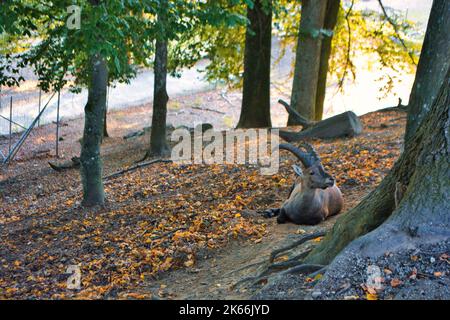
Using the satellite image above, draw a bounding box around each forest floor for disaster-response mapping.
[0,88,407,299]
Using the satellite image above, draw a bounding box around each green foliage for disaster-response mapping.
[0,0,247,91]
[167,0,247,83]
[1,0,159,90]
[0,0,423,96]
[327,1,422,97]
[184,0,422,95]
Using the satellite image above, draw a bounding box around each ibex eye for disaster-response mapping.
[310,172,315,175]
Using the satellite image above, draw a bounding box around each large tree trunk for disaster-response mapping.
[80,54,107,207]
[315,0,340,121]
[404,0,450,143]
[288,0,327,125]
[305,67,450,266]
[236,0,272,129]
[148,0,170,157]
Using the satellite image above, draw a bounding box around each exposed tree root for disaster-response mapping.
[233,232,325,288]
[270,231,325,262]
[306,265,328,278]
[280,264,325,276]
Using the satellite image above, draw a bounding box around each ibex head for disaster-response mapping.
[279,143,335,189]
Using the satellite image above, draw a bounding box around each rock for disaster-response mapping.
[311,291,322,299]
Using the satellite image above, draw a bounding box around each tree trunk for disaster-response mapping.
[315,0,340,121]
[80,54,107,207]
[237,0,272,129]
[148,0,170,157]
[149,38,170,157]
[305,67,450,266]
[404,0,450,143]
[103,101,109,139]
[288,0,327,125]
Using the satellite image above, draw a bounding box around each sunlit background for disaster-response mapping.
[0,0,433,134]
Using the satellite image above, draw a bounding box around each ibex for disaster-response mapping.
[265,143,343,225]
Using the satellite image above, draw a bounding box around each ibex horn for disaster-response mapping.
[278,143,315,168]
[297,142,320,163]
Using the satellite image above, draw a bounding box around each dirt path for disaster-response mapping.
[142,220,328,299]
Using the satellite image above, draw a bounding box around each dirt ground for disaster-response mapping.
[0,87,405,299]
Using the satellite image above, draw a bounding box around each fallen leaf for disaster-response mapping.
[390,278,402,288]
[366,293,378,300]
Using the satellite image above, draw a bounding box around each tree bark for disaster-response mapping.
[103,103,109,139]
[237,0,272,129]
[305,67,450,266]
[404,0,450,143]
[148,0,170,157]
[288,0,327,125]
[149,38,170,157]
[315,0,340,121]
[80,54,107,207]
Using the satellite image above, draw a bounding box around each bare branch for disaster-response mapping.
[377,0,417,65]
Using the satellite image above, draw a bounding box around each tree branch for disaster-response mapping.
[377,0,417,65]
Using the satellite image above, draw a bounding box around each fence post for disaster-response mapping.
[38,88,42,127]
[55,90,60,157]
[9,97,12,153]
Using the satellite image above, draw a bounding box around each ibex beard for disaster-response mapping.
[170,126,279,175]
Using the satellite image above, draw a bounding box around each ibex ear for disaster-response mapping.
[292,164,303,176]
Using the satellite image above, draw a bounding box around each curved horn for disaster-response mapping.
[278,143,315,168]
[298,142,320,163]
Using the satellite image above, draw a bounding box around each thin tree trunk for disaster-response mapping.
[305,67,450,266]
[149,38,170,156]
[404,0,450,142]
[288,0,327,125]
[237,0,272,129]
[148,0,170,157]
[80,54,107,206]
[315,0,340,121]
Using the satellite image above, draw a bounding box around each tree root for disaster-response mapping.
[270,231,325,262]
[306,266,328,278]
[233,232,326,288]
[280,264,325,276]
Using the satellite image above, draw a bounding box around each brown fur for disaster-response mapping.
[278,163,344,225]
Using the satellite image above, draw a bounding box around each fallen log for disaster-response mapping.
[103,158,172,180]
[48,157,80,171]
[278,99,313,128]
[279,111,362,141]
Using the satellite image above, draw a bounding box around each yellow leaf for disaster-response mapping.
[366,293,378,300]
[184,259,194,267]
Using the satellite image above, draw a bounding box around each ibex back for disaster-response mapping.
[266,143,343,225]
